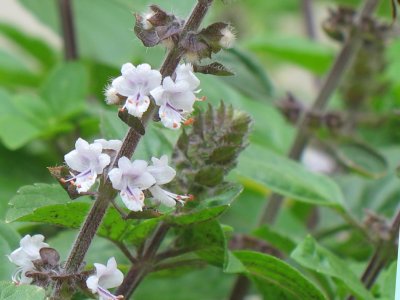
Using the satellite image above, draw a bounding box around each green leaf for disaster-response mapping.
[378,261,396,300]
[6,184,71,223]
[40,62,88,118]
[291,236,374,300]
[253,225,297,255]
[215,47,274,99]
[0,49,41,88]
[122,218,160,247]
[9,201,136,243]
[333,140,388,179]
[236,145,345,208]
[233,250,326,300]
[0,281,46,300]
[0,223,20,281]
[166,184,243,225]
[247,36,335,75]
[176,220,227,267]
[0,22,58,69]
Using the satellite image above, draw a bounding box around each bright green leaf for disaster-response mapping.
[247,36,335,75]
[236,145,345,208]
[0,281,45,300]
[6,184,72,223]
[291,236,374,300]
[233,250,326,300]
[40,62,88,118]
[166,184,243,225]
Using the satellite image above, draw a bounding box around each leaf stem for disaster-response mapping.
[57,0,78,60]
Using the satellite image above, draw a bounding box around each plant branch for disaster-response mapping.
[347,208,400,299]
[259,0,381,226]
[229,1,381,299]
[301,0,317,41]
[58,0,78,60]
[116,242,138,264]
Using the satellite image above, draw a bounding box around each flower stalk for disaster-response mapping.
[51,0,214,298]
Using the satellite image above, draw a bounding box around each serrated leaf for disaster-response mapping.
[0,281,45,300]
[233,250,326,300]
[291,236,374,300]
[236,145,345,208]
[6,184,71,223]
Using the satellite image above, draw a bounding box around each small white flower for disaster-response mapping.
[112,63,162,117]
[147,155,189,207]
[104,86,121,105]
[64,138,111,193]
[108,157,156,211]
[94,139,123,152]
[86,257,124,300]
[8,234,48,284]
[150,64,200,130]
[219,26,236,49]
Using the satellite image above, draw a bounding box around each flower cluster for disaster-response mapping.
[63,138,187,211]
[105,63,201,130]
[8,235,123,299]
[109,155,189,211]
[8,234,48,284]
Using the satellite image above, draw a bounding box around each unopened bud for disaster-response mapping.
[219,26,236,49]
[141,11,155,30]
[104,86,121,105]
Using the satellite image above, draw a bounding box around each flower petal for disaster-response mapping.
[86,275,99,293]
[120,188,144,211]
[65,150,89,172]
[149,185,176,207]
[125,95,150,117]
[108,168,124,190]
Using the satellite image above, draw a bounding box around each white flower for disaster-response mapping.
[108,157,156,211]
[64,138,111,193]
[147,155,189,207]
[150,64,200,130]
[111,63,162,118]
[219,26,236,49]
[8,234,48,284]
[86,257,124,300]
[104,86,121,105]
[94,139,123,152]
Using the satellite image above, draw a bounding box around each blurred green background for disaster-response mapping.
[0,0,400,299]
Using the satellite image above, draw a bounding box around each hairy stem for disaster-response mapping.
[259,0,380,225]
[58,0,78,60]
[52,0,214,298]
[115,1,215,297]
[229,1,380,299]
[347,208,400,299]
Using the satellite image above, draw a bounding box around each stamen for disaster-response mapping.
[183,118,195,126]
[97,286,124,300]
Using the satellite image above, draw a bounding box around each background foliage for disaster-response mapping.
[0,0,399,299]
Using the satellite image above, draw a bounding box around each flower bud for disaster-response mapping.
[219,26,236,49]
[104,85,122,105]
[141,11,156,30]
